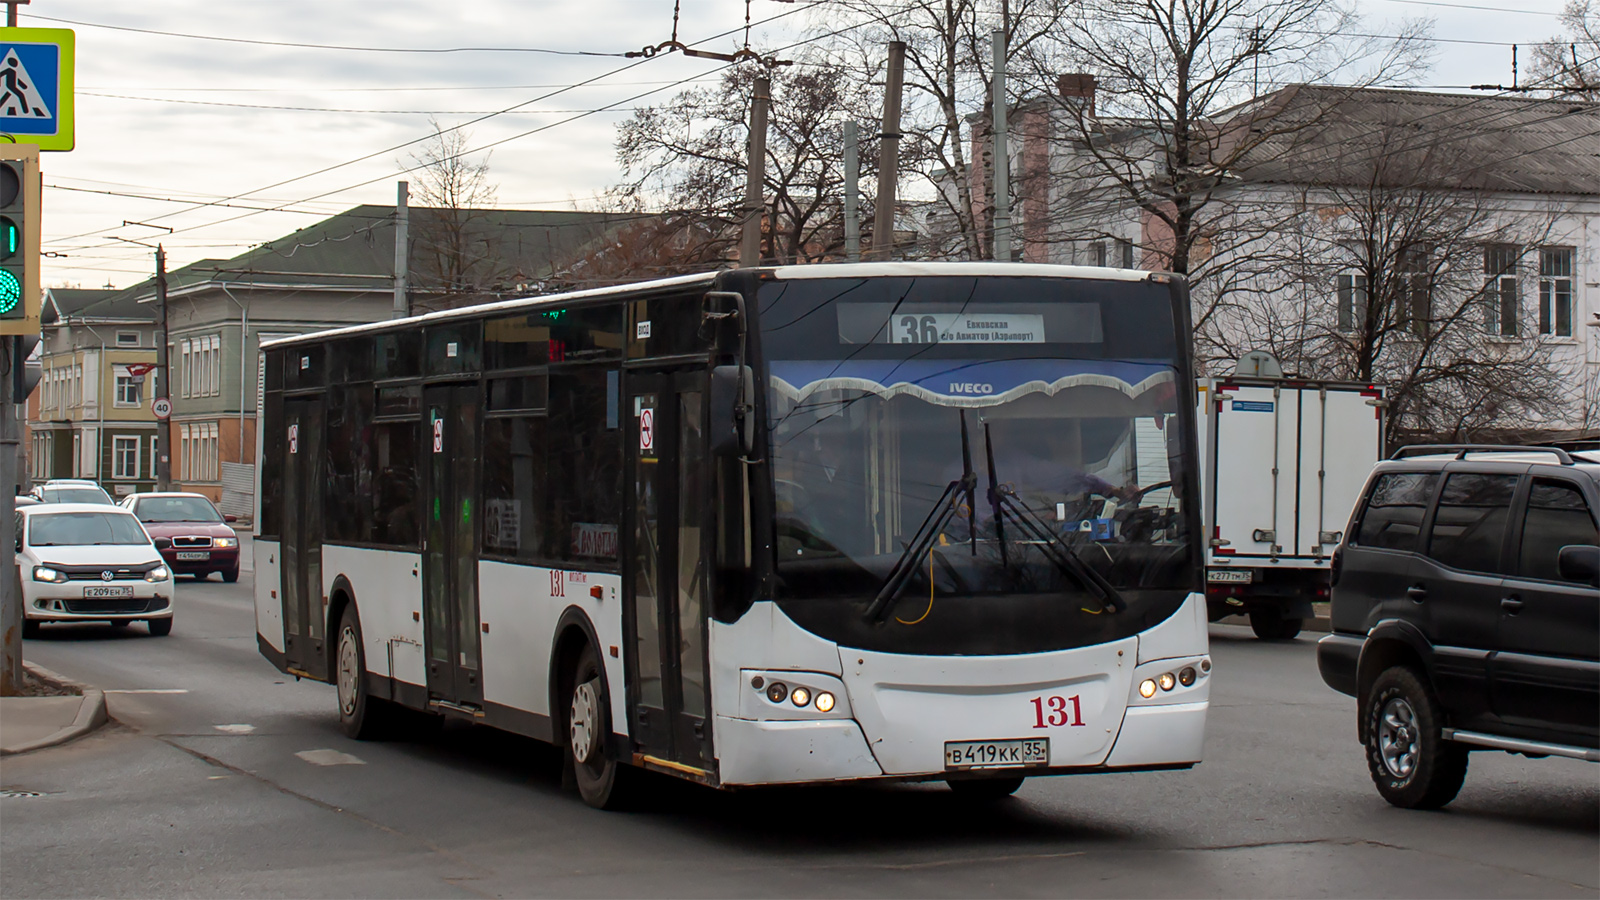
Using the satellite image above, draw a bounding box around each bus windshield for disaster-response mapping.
[757,274,1197,654]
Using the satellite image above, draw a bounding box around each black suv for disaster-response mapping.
[1317,445,1599,809]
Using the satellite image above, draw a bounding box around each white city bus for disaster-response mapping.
[254,262,1211,807]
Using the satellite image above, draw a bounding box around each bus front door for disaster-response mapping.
[281,396,327,680]
[626,370,712,773]
[420,383,485,709]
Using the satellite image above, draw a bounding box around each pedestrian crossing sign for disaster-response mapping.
[0,28,73,151]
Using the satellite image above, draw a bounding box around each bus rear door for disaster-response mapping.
[421,383,485,709]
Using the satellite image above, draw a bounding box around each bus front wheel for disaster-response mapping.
[567,644,631,810]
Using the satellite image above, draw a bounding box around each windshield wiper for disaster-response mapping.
[865,410,978,623]
[983,423,1125,615]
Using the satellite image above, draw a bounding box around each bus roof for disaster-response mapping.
[260,262,1171,351]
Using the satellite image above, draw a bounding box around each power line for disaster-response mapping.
[79,91,647,115]
[22,13,628,56]
[78,78,720,93]
[44,0,826,248]
[1378,0,1563,15]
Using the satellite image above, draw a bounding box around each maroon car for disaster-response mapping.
[123,492,241,582]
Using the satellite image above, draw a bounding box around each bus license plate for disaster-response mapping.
[944,738,1049,769]
[83,586,134,599]
[1207,569,1252,584]
[175,551,210,561]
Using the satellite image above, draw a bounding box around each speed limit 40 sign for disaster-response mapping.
[151,397,172,419]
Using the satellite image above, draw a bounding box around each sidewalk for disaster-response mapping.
[0,663,108,756]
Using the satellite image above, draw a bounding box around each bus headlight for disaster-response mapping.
[790,687,811,707]
[814,691,835,713]
[1138,679,1158,699]
[1158,672,1176,692]
[765,682,788,703]
[1178,667,1196,687]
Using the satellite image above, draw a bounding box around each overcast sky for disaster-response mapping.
[16,0,1574,290]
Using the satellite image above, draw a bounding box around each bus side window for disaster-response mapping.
[370,420,420,548]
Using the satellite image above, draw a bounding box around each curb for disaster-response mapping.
[0,663,109,757]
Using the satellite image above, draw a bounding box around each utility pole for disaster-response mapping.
[843,121,861,262]
[3,0,26,27]
[992,29,1012,263]
[740,76,771,268]
[870,41,906,261]
[1,338,18,694]
[154,245,171,491]
[393,181,409,319]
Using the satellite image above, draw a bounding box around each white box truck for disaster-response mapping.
[1198,355,1385,639]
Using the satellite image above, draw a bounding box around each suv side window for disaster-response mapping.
[1518,478,1599,582]
[1427,473,1518,573]
[1357,472,1438,551]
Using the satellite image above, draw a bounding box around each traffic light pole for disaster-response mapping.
[1,337,20,694]
[154,245,171,491]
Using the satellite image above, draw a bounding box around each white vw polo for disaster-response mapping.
[18,503,175,637]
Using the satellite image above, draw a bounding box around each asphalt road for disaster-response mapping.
[2,562,1596,898]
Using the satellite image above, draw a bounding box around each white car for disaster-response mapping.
[18,503,175,637]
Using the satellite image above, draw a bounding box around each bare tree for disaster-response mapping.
[816,0,1068,260]
[405,118,501,302]
[1530,0,1600,99]
[1021,0,1429,337]
[1206,125,1574,444]
[614,60,878,266]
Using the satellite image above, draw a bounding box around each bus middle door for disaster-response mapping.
[626,370,712,774]
[421,383,485,709]
[281,395,327,681]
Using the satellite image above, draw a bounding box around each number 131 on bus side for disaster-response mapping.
[253,262,1212,808]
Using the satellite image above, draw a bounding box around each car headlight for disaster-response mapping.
[145,566,170,583]
[213,537,238,548]
[32,566,66,584]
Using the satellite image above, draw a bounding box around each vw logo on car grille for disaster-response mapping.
[101,570,114,582]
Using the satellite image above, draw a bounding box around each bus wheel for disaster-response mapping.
[336,605,393,740]
[947,777,1025,800]
[568,644,629,809]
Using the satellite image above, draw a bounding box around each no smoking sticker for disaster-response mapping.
[639,407,654,452]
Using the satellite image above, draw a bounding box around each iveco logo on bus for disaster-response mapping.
[948,383,994,395]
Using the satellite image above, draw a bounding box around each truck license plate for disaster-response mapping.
[83,586,134,599]
[1207,569,1253,584]
[175,551,209,561]
[944,738,1049,769]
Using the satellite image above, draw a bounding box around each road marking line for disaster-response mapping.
[295,749,365,766]
[105,689,188,694]
[212,724,255,734]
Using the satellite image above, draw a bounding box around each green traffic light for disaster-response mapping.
[0,268,21,316]
[0,217,16,260]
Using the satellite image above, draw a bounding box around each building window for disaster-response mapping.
[181,422,219,482]
[1539,247,1573,337]
[1088,241,1106,267]
[116,331,140,347]
[114,368,144,407]
[112,436,140,479]
[1397,248,1432,338]
[1337,273,1369,333]
[180,340,192,398]
[1116,238,1135,269]
[1483,245,1519,337]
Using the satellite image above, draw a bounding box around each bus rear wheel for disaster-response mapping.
[946,776,1025,800]
[567,644,630,810]
[336,605,395,740]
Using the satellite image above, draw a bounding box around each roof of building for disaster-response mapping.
[76,205,644,316]
[41,288,140,324]
[1223,85,1599,195]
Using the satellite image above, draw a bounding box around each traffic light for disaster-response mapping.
[0,144,40,335]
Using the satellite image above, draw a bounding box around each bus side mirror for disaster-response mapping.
[710,365,755,457]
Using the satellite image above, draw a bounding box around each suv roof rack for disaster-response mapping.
[1389,444,1574,465]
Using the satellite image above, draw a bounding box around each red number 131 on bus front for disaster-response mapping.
[1030,694,1086,728]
